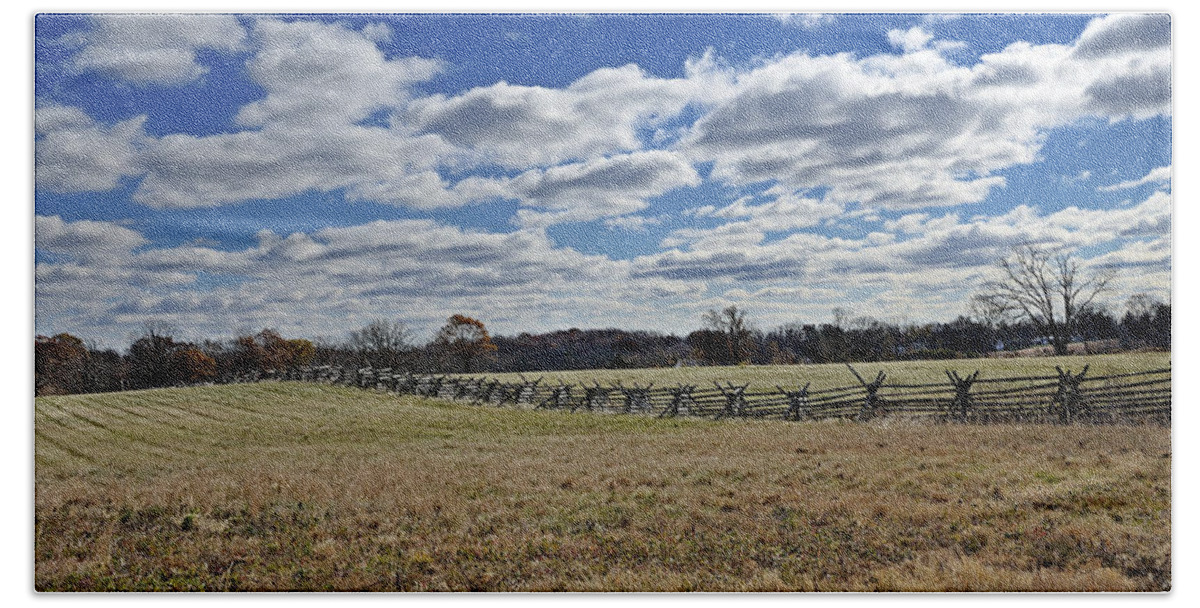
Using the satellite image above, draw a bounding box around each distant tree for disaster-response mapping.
[349,319,412,368]
[229,329,315,374]
[287,338,317,368]
[35,333,90,395]
[433,315,497,373]
[1150,303,1171,349]
[126,330,185,389]
[700,305,754,365]
[1125,293,1161,319]
[971,245,1112,356]
[816,324,849,363]
[171,346,217,384]
[831,307,850,329]
[1121,295,1170,350]
[686,329,727,366]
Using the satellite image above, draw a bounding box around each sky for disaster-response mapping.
[32,12,1172,348]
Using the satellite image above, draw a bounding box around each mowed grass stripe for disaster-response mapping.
[179,386,321,425]
[82,399,205,434]
[33,428,98,465]
[36,401,208,464]
[98,393,244,431]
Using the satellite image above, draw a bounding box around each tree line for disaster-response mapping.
[36,296,1168,397]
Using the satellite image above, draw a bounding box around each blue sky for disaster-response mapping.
[33,12,1172,347]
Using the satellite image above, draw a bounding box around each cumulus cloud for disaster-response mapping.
[33,14,1174,342]
[775,13,836,29]
[1072,13,1170,59]
[682,14,1170,210]
[635,188,1171,291]
[361,22,393,45]
[690,188,844,232]
[129,18,451,208]
[35,104,146,192]
[888,27,934,53]
[73,14,246,85]
[407,61,727,168]
[1098,165,1171,191]
[134,126,452,208]
[235,19,441,129]
[36,215,147,262]
[504,151,700,227]
[36,214,708,345]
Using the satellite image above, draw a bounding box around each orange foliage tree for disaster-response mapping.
[234,329,316,374]
[171,347,217,384]
[433,315,497,373]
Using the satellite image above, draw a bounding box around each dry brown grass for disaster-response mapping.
[35,382,1170,591]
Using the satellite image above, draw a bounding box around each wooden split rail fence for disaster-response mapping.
[230,363,1170,425]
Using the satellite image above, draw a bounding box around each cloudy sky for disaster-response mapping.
[33,12,1171,347]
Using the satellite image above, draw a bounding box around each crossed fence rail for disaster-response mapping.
[230,363,1170,425]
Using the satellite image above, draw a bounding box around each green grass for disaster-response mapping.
[467,351,1171,391]
[35,370,1170,591]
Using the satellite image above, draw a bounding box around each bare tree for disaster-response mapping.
[971,245,1111,356]
[349,319,413,368]
[831,307,850,329]
[702,305,753,364]
[1125,293,1162,319]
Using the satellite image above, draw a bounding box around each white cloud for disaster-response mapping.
[73,14,246,85]
[634,188,1172,303]
[682,15,1170,210]
[692,188,844,232]
[776,13,836,29]
[35,215,147,262]
[407,61,727,168]
[888,27,934,53]
[1098,165,1171,191]
[35,104,146,193]
[361,22,393,45]
[604,215,663,232]
[36,214,710,346]
[505,150,701,227]
[235,19,441,129]
[127,18,452,209]
[1072,13,1170,59]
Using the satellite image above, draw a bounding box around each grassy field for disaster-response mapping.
[466,352,1172,390]
[35,370,1170,591]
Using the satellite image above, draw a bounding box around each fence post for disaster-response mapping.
[617,382,654,414]
[945,370,980,423]
[515,376,542,406]
[661,384,695,418]
[847,364,886,421]
[1053,365,1089,424]
[579,383,612,412]
[714,382,748,419]
[778,382,811,421]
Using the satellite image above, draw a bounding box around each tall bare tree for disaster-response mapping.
[349,319,413,368]
[971,245,1111,356]
[702,305,753,364]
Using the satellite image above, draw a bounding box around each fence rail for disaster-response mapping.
[230,363,1170,425]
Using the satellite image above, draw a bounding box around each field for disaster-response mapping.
[468,352,1172,391]
[35,356,1170,592]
